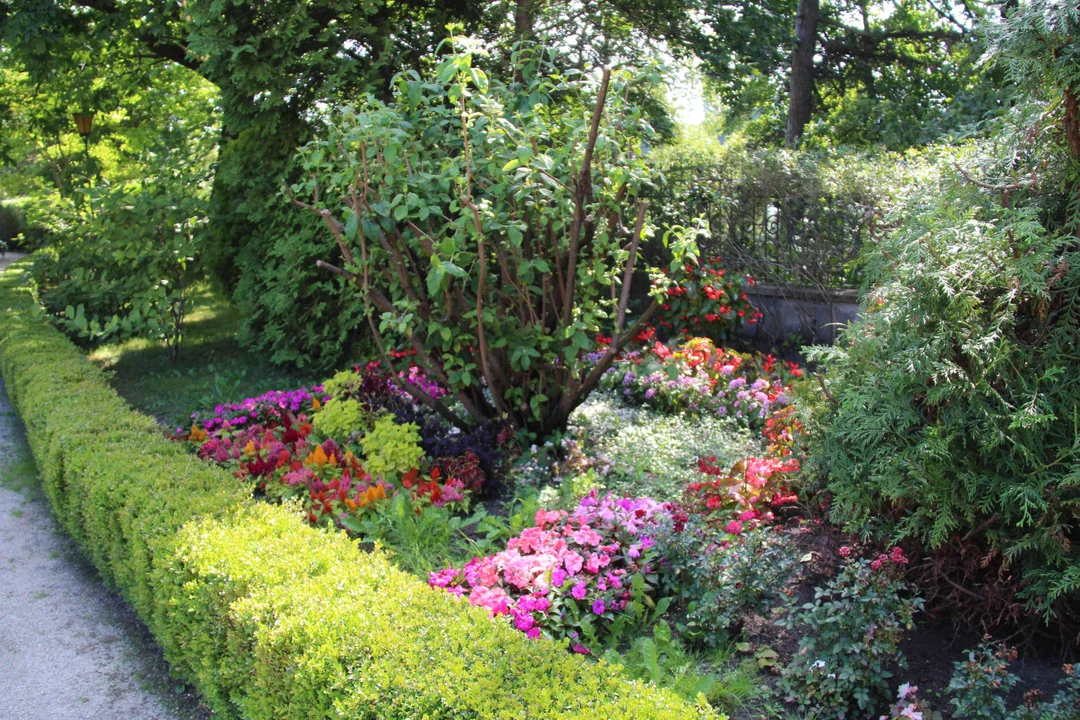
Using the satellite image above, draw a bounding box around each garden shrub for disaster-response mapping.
[805,138,1080,626]
[656,523,799,648]
[0,259,716,719]
[361,415,424,478]
[30,145,209,360]
[291,39,700,436]
[946,639,1079,720]
[777,550,922,718]
[310,397,366,439]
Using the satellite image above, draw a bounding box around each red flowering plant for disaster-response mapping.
[686,455,801,534]
[654,255,761,340]
[429,491,669,653]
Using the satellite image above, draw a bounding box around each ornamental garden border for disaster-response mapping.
[0,259,712,720]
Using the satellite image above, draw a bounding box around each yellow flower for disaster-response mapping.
[242,440,256,456]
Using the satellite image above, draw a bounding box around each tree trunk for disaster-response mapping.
[1065,86,1080,161]
[785,0,820,147]
[515,0,536,43]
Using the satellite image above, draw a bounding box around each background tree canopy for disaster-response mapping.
[0,0,1012,369]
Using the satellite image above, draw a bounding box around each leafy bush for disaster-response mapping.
[31,140,211,359]
[290,39,698,435]
[777,550,922,717]
[0,259,713,719]
[656,522,799,648]
[647,131,919,290]
[805,137,1080,624]
[653,256,760,340]
[804,0,1080,632]
[362,415,424,479]
[310,397,366,439]
[0,199,27,244]
[946,639,1080,720]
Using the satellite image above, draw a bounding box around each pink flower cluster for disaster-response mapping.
[871,547,909,570]
[430,491,668,648]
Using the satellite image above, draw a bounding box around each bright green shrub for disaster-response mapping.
[362,415,424,478]
[0,259,712,719]
[321,369,361,397]
[311,397,367,439]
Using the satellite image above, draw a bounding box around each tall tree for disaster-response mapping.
[690,0,989,147]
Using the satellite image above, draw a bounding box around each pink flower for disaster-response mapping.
[571,582,588,600]
[526,627,541,639]
[563,552,584,575]
[839,546,851,557]
[725,520,744,535]
[571,643,591,655]
[871,559,882,570]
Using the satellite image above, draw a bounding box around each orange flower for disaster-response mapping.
[312,397,322,410]
[242,440,256,456]
[304,444,330,467]
[188,424,208,442]
[357,483,387,508]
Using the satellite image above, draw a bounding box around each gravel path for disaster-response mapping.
[0,254,210,720]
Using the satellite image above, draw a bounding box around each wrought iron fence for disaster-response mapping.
[649,147,894,290]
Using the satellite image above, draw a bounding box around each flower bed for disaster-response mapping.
[156,324,808,676]
[0,259,712,720]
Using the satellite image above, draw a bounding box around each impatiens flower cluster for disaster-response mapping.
[430,491,668,650]
[653,255,762,337]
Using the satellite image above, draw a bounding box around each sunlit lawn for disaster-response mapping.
[88,286,318,429]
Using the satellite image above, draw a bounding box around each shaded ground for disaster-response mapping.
[0,253,211,719]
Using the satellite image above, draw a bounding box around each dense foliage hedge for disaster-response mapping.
[0,260,712,719]
[804,136,1080,629]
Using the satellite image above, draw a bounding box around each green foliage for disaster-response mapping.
[804,129,1080,620]
[311,398,367,440]
[777,557,923,718]
[292,39,697,434]
[362,415,424,478]
[656,523,799,648]
[0,258,711,719]
[0,200,26,244]
[568,393,759,502]
[947,639,1080,720]
[27,120,216,359]
[947,640,1016,720]
[321,369,362,397]
[349,491,473,575]
[606,622,769,712]
[648,130,930,289]
[688,0,996,149]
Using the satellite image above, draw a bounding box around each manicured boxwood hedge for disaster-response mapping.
[0,259,713,720]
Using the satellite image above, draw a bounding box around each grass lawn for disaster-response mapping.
[88,287,319,429]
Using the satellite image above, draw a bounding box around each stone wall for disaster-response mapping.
[739,284,860,346]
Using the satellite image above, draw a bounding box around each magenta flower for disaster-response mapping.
[571,582,588,600]
[592,599,606,615]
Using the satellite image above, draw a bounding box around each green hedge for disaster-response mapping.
[0,259,711,720]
